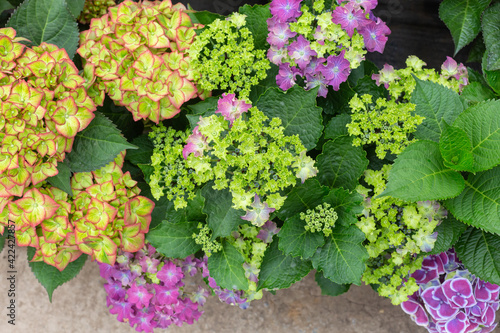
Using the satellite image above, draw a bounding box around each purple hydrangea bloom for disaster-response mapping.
[157,261,183,288]
[331,2,369,37]
[127,282,154,309]
[109,299,134,322]
[257,220,280,243]
[344,0,378,12]
[475,280,500,303]
[305,71,331,98]
[268,45,289,65]
[320,50,351,90]
[270,0,303,23]
[153,284,180,306]
[276,62,300,91]
[288,35,317,70]
[401,295,429,326]
[422,286,460,321]
[359,17,391,53]
[442,278,477,309]
[104,282,127,301]
[267,19,297,48]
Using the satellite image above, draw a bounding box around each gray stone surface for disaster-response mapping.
[0,246,428,333]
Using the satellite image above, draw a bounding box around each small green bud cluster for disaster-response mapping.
[300,202,338,236]
[148,124,195,208]
[192,223,222,256]
[188,13,270,99]
[357,165,447,305]
[347,55,467,159]
[78,0,117,24]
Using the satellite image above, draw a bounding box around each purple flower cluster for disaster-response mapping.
[99,244,209,332]
[401,250,500,333]
[267,0,390,97]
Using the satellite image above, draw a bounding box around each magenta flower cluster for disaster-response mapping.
[401,250,500,333]
[267,0,390,97]
[99,244,209,332]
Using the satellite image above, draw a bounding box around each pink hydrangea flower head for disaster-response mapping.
[153,284,180,306]
[304,56,326,76]
[320,50,351,91]
[270,0,303,23]
[109,299,134,322]
[241,194,276,227]
[359,17,391,53]
[288,35,317,70]
[305,72,330,98]
[421,286,460,321]
[268,45,288,65]
[332,2,369,37]
[276,63,301,91]
[127,281,153,309]
[182,125,209,160]
[474,280,500,303]
[215,93,251,125]
[346,0,378,12]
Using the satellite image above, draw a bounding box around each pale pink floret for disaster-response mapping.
[182,125,209,159]
[241,194,276,227]
[372,64,400,88]
[215,93,251,125]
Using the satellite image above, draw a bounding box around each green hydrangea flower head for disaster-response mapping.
[188,13,270,99]
[357,165,448,305]
[347,55,468,159]
[300,202,338,236]
[192,223,222,256]
[78,0,117,24]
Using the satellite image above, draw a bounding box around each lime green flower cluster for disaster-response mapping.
[347,93,424,159]
[148,124,196,208]
[230,224,268,302]
[192,223,222,256]
[188,13,270,99]
[357,165,447,305]
[347,55,467,159]
[78,0,116,24]
[187,107,316,211]
[300,202,338,236]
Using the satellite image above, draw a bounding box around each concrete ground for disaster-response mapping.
[0,246,428,333]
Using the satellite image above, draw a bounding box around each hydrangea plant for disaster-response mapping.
[347,56,468,159]
[78,0,117,24]
[267,0,391,96]
[357,165,448,305]
[78,0,208,123]
[6,152,154,270]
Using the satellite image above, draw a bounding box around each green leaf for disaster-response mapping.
[28,247,87,302]
[207,241,248,290]
[66,112,137,173]
[438,0,491,55]
[455,227,500,285]
[482,3,500,71]
[453,100,500,172]
[278,214,325,259]
[257,237,312,290]
[0,2,14,11]
[125,135,154,166]
[146,220,202,258]
[439,122,474,172]
[98,97,143,142]
[381,140,465,201]
[311,225,368,285]
[138,164,154,183]
[427,215,468,255]
[65,0,85,19]
[249,63,279,104]
[317,82,356,115]
[324,114,351,141]
[256,86,323,150]
[412,78,464,142]
[323,188,363,227]
[467,36,486,63]
[314,271,350,296]
[484,68,500,95]
[348,60,379,87]
[6,0,80,58]
[239,4,271,50]
[277,178,329,220]
[46,160,72,196]
[187,10,224,26]
[461,81,497,103]
[316,136,368,191]
[201,183,245,239]
[7,0,24,8]
[185,96,219,115]
[445,166,500,235]
[352,75,388,101]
